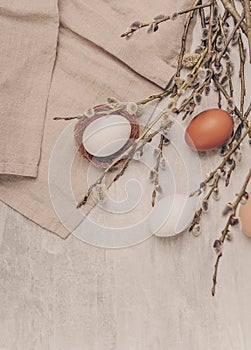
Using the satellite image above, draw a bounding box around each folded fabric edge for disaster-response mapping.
[0,163,38,178]
[0,198,70,240]
[0,1,60,179]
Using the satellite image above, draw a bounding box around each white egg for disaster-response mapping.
[82,114,131,157]
[149,194,198,237]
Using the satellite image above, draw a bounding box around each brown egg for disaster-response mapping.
[239,192,251,237]
[185,108,234,151]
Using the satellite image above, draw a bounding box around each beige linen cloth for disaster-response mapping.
[0,0,194,238]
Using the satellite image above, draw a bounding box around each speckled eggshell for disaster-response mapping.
[239,192,251,237]
[185,108,234,151]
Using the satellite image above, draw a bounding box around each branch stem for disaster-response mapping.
[219,0,247,34]
[177,0,202,76]
[121,1,212,38]
[243,0,251,62]
[211,168,251,296]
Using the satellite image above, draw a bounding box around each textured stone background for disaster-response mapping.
[1,191,251,350]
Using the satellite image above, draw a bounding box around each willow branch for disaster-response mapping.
[245,103,251,119]
[77,7,235,209]
[137,87,174,105]
[211,168,251,296]
[190,125,251,197]
[238,32,246,114]
[190,173,220,232]
[207,1,215,61]
[211,253,222,296]
[177,0,202,76]
[243,0,251,62]
[151,135,164,207]
[172,11,228,108]
[213,77,249,129]
[218,12,245,60]
[199,0,206,28]
[53,115,84,121]
[177,72,213,115]
[219,0,247,34]
[121,1,212,38]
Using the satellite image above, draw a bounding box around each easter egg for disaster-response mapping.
[239,192,251,237]
[74,104,140,168]
[82,114,131,157]
[185,108,234,151]
[149,194,198,237]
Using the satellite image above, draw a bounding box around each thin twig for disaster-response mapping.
[190,125,251,197]
[207,1,215,61]
[137,87,174,105]
[213,77,249,129]
[211,168,251,296]
[177,72,213,115]
[218,90,222,109]
[53,115,84,121]
[177,0,202,77]
[217,13,234,98]
[219,0,247,34]
[199,0,206,28]
[173,11,228,108]
[244,103,251,119]
[121,1,212,38]
[238,31,246,114]
[190,173,220,232]
[211,253,222,296]
[151,135,164,207]
[218,11,245,60]
[243,0,251,62]
[226,61,234,97]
